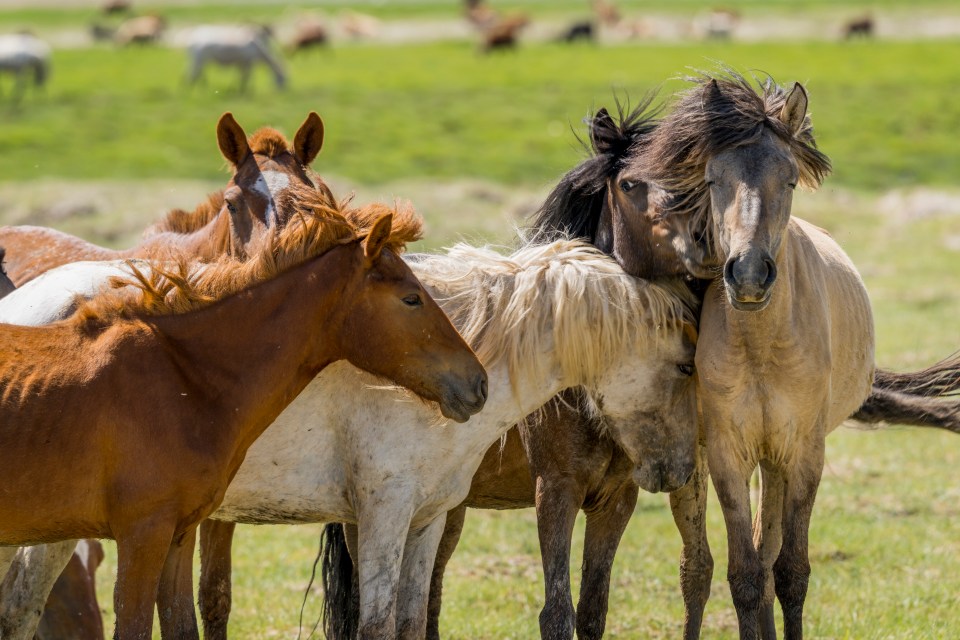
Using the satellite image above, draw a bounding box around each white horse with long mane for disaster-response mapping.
[0,238,700,639]
[0,33,50,103]
[183,24,286,93]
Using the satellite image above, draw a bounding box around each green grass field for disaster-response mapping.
[3,5,960,638]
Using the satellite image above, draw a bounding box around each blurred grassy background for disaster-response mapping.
[2,1,960,638]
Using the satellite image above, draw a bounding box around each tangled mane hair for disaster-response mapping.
[410,238,698,396]
[73,184,423,331]
[142,126,336,238]
[633,71,832,262]
[526,94,661,244]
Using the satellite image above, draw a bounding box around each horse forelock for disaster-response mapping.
[71,184,381,332]
[634,70,832,262]
[248,127,292,159]
[412,238,695,394]
[342,199,423,253]
[527,97,661,244]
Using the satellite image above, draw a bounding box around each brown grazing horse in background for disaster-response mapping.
[0,187,487,640]
[0,110,325,286]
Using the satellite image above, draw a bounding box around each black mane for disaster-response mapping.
[526,95,661,244]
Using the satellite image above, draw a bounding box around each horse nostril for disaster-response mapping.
[723,258,736,284]
[762,256,778,288]
[475,373,488,403]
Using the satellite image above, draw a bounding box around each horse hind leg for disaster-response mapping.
[426,504,467,640]
[754,463,785,640]
[575,481,638,640]
[198,519,236,640]
[669,441,714,640]
[774,443,826,640]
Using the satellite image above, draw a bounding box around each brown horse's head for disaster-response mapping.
[335,211,488,422]
[528,101,688,279]
[216,110,326,254]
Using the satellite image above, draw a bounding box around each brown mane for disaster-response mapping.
[73,184,421,330]
[634,70,832,261]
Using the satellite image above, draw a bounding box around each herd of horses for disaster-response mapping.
[0,71,958,640]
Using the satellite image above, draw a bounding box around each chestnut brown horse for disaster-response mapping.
[0,187,486,640]
[0,110,325,286]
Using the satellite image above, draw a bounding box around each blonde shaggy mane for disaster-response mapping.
[412,239,697,394]
[634,70,832,263]
[73,184,422,331]
[141,191,227,237]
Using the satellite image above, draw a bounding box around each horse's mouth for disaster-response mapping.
[728,290,772,312]
[439,394,473,424]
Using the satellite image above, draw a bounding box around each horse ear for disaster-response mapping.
[217,112,250,166]
[779,82,808,135]
[293,112,325,166]
[363,213,394,263]
[589,107,616,154]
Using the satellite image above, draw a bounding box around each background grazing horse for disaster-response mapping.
[0,188,486,639]
[631,72,959,640]
[0,110,324,286]
[185,25,286,93]
[0,236,699,640]
[0,33,49,103]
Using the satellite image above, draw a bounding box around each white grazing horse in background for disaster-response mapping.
[184,24,286,93]
[0,238,699,640]
[0,33,50,103]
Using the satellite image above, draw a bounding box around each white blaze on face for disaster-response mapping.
[253,170,292,225]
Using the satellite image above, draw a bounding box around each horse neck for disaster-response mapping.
[149,244,356,457]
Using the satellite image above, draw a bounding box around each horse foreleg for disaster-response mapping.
[395,515,447,640]
[198,519,236,640]
[708,439,762,640]
[669,440,714,640]
[157,526,199,640]
[0,541,77,640]
[575,481,638,640]
[426,504,467,640]
[755,463,785,640]
[114,520,177,640]
[774,441,825,640]
[355,498,416,639]
[534,474,586,640]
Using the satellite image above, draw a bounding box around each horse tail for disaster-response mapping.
[850,354,960,434]
[851,386,960,433]
[251,38,287,88]
[321,523,359,640]
[871,351,960,398]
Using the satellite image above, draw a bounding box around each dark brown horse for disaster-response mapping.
[0,110,325,286]
[0,187,486,640]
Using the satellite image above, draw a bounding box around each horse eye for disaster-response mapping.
[619,179,635,193]
[677,364,695,376]
[402,294,423,307]
[226,201,239,215]
[787,182,797,190]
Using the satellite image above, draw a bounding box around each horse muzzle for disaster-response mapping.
[633,459,694,494]
[723,251,777,311]
[438,370,488,423]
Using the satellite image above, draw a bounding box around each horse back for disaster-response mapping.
[0,226,120,287]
